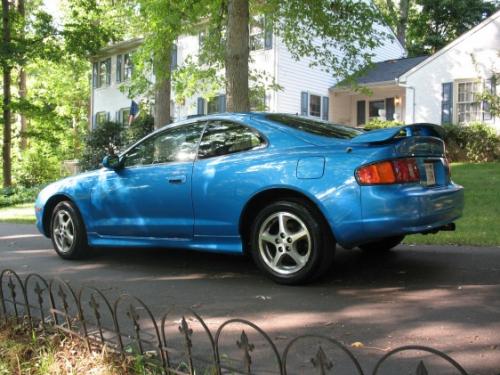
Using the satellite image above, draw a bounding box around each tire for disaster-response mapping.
[358,235,405,252]
[250,199,335,285]
[50,201,89,260]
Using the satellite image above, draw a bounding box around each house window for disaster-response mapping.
[95,112,108,126]
[369,100,385,118]
[300,92,329,120]
[117,54,133,83]
[456,81,482,123]
[119,107,130,127]
[207,97,218,114]
[250,16,272,51]
[309,94,321,117]
[96,58,111,88]
[206,94,226,114]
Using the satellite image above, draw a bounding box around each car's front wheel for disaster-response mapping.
[358,235,405,252]
[250,199,334,285]
[50,201,88,259]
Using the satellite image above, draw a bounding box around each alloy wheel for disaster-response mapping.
[53,210,75,254]
[258,211,312,275]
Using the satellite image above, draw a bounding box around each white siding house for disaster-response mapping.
[330,10,500,131]
[399,10,500,129]
[90,24,404,128]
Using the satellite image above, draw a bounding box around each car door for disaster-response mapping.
[91,122,206,239]
[192,120,267,238]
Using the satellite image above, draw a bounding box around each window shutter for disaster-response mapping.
[264,18,273,50]
[197,97,205,115]
[322,97,329,121]
[356,100,366,126]
[116,55,122,83]
[218,94,226,112]
[441,82,453,124]
[385,98,395,121]
[300,92,308,116]
[92,62,98,88]
[171,44,178,70]
[105,59,111,85]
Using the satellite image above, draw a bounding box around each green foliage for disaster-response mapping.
[0,186,40,208]
[364,120,499,162]
[364,119,403,130]
[79,115,155,171]
[406,0,499,56]
[79,121,126,172]
[443,123,500,162]
[126,114,155,144]
[13,147,61,188]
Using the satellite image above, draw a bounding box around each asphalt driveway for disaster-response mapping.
[0,223,499,374]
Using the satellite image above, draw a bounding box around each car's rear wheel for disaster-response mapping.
[358,235,405,252]
[250,199,334,285]
[50,201,88,259]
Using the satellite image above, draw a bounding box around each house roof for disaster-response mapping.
[332,56,428,89]
[91,38,144,60]
[399,9,500,80]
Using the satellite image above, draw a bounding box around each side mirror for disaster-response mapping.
[102,155,122,170]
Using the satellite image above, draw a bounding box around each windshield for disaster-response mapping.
[266,114,363,139]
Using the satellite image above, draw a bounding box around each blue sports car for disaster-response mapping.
[35,113,464,284]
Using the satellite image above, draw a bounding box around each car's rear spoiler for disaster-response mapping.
[351,123,444,144]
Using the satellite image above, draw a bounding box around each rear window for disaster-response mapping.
[266,114,363,139]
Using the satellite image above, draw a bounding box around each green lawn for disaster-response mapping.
[405,162,500,247]
[0,163,498,246]
[0,203,36,224]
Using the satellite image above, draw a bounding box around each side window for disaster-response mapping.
[198,121,265,159]
[124,122,205,167]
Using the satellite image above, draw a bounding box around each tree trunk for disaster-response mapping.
[154,47,172,129]
[225,0,249,112]
[396,0,409,48]
[18,0,27,149]
[2,0,12,188]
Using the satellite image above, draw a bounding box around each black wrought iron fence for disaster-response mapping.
[0,268,469,374]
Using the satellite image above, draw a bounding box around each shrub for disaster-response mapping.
[364,120,499,162]
[14,147,61,187]
[79,121,126,171]
[364,118,403,130]
[125,114,155,145]
[442,123,499,162]
[79,115,155,172]
[0,186,40,207]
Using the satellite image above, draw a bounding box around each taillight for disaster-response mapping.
[356,158,420,185]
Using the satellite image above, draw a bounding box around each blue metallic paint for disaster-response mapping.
[35,113,464,253]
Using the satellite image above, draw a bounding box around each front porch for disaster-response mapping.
[330,84,406,127]
[328,56,428,127]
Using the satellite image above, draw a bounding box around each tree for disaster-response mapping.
[170,0,388,111]
[408,0,499,56]
[0,0,123,188]
[17,0,27,150]
[125,0,212,129]
[375,0,411,48]
[226,0,250,112]
[2,0,12,187]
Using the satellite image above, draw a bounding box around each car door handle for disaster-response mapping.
[167,175,187,184]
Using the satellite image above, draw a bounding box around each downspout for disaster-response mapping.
[396,77,415,124]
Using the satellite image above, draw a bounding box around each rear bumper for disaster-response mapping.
[340,182,464,248]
